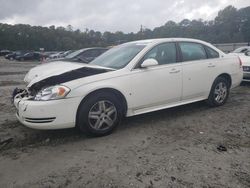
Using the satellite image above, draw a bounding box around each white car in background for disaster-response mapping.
[239,51,250,81]
[230,47,250,81]
[48,51,65,59]
[232,46,250,54]
[13,38,243,136]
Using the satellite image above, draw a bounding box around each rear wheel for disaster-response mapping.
[77,92,122,136]
[207,77,230,107]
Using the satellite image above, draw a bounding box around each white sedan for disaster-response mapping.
[239,52,250,82]
[230,47,250,81]
[13,38,243,136]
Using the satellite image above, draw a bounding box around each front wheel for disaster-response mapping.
[77,92,122,136]
[207,77,230,107]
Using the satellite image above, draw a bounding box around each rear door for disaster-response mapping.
[178,42,218,100]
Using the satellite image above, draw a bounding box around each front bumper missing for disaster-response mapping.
[13,88,80,130]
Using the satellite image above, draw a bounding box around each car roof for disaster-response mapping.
[126,38,224,54]
[128,38,211,45]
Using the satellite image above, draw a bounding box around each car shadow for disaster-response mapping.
[2,100,209,151]
[120,100,208,131]
[240,81,250,87]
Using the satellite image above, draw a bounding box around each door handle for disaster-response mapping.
[208,64,216,68]
[169,70,180,74]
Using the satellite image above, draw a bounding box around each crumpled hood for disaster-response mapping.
[25,61,114,90]
[24,61,85,84]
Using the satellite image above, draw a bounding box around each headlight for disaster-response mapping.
[34,85,70,101]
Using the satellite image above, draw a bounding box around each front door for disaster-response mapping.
[129,42,182,111]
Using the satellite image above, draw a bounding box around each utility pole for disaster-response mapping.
[140,25,145,39]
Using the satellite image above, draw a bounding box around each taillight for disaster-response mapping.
[238,57,242,68]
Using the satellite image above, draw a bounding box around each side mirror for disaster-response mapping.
[141,58,158,68]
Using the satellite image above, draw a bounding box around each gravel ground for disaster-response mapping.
[0,57,249,188]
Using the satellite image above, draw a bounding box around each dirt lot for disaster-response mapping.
[0,57,249,188]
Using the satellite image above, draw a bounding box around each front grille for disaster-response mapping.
[24,117,56,123]
[243,66,250,72]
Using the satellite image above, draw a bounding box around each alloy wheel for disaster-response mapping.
[88,100,117,131]
[214,82,227,104]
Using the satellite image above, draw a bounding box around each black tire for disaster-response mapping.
[207,77,230,107]
[77,92,123,136]
[20,58,24,61]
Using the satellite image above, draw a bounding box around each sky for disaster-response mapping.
[0,0,249,33]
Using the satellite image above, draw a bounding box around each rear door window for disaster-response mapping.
[179,42,207,62]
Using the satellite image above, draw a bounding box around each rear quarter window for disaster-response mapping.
[205,46,219,59]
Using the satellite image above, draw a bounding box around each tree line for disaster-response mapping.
[0,5,249,51]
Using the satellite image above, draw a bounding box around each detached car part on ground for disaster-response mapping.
[13,38,243,136]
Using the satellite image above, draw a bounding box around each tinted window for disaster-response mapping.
[80,49,106,58]
[80,50,97,58]
[65,49,85,58]
[25,53,32,57]
[142,43,177,65]
[179,42,207,61]
[96,49,108,56]
[205,46,219,58]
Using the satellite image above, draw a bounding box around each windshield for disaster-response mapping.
[89,43,146,69]
[65,49,84,59]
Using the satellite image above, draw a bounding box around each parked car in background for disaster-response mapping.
[47,50,74,60]
[13,38,242,136]
[49,47,108,63]
[0,50,11,56]
[15,52,45,61]
[48,51,65,59]
[230,48,250,82]
[232,46,250,54]
[62,50,74,57]
[5,51,28,60]
[239,51,250,81]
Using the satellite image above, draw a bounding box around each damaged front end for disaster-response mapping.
[12,88,32,102]
[12,66,113,129]
[12,66,112,102]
